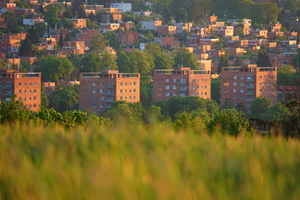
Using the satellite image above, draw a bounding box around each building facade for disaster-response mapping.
[220,65,277,111]
[153,66,211,101]
[79,70,140,114]
[0,70,41,112]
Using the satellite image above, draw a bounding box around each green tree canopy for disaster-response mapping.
[80,53,117,72]
[50,84,79,113]
[145,43,175,69]
[34,56,74,82]
[277,65,296,86]
[250,97,271,119]
[173,47,199,69]
[19,37,34,57]
[208,109,250,136]
[90,33,108,54]
[117,50,154,75]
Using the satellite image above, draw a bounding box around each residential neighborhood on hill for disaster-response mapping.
[0,0,300,117]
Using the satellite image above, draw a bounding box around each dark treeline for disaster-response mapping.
[2,95,300,138]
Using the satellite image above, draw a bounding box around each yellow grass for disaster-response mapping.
[0,122,299,200]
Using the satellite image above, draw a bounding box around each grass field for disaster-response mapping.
[0,122,299,200]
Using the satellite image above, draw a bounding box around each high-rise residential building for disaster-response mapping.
[79,70,140,114]
[220,64,277,111]
[0,70,41,112]
[152,66,211,101]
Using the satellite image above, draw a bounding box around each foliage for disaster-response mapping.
[44,4,65,28]
[0,58,5,70]
[145,43,175,69]
[172,47,199,69]
[257,45,271,67]
[80,53,117,72]
[2,117,300,199]
[207,108,250,136]
[103,101,145,124]
[117,50,154,75]
[0,95,33,124]
[211,78,220,105]
[35,22,47,37]
[250,97,271,119]
[34,56,74,82]
[90,33,108,54]
[49,84,79,113]
[19,37,35,57]
[140,75,153,105]
[27,26,40,44]
[277,65,296,86]
[148,96,219,121]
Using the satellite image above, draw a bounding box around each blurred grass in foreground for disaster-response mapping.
[0,122,299,200]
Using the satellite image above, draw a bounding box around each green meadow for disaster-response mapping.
[0,123,299,200]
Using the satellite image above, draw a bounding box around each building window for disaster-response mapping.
[92,89,96,93]
[100,89,103,93]
[233,82,237,86]
[173,86,177,89]
[100,97,104,100]
[34,97,36,100]
[19,90,22,93]
[19,97,22,101]
[120,89,123,93]
[34,82,37,86]
[92,96,96,100]
[233,75,237,79]
[166,79,169,82]
[92,103,96,107]
[120,82,123,86]
[233,89,237,92]
[233,95,237,99]
[180,93,186,96]
[240,89,244,93]
[173,93,177,96]
[240,96,244,99]
[166,92,170,96]
[166,85,170,89]
[173,79,177,83]
[240,82,244,86]
[19,82,22,86]
[92,82,96,86]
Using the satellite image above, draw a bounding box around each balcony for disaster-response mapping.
[106,85,114,89]
[179,88,187,92]
[246,98,254,102]
[246,91,254,95]
[106,92,114,96]
[246,78,254,82]
[2,93,12,97]
[179,82,187,85]
[3,85,12,89]
[105,99,114,103]
[246,85,254,89]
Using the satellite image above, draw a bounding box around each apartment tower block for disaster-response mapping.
[220,64,277,110]
[0,70,41,112]
[79,70,140,114]
[153,66,211,101]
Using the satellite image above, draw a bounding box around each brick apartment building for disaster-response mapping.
[220,65,277,111]
[153,66,211,101]
[79,70,140,114]
[0,70,41,112]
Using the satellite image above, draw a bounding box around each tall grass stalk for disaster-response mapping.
[0,122,299,200]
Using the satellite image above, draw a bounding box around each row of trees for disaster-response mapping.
[149,0,279,26]
[3,95,300,137]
